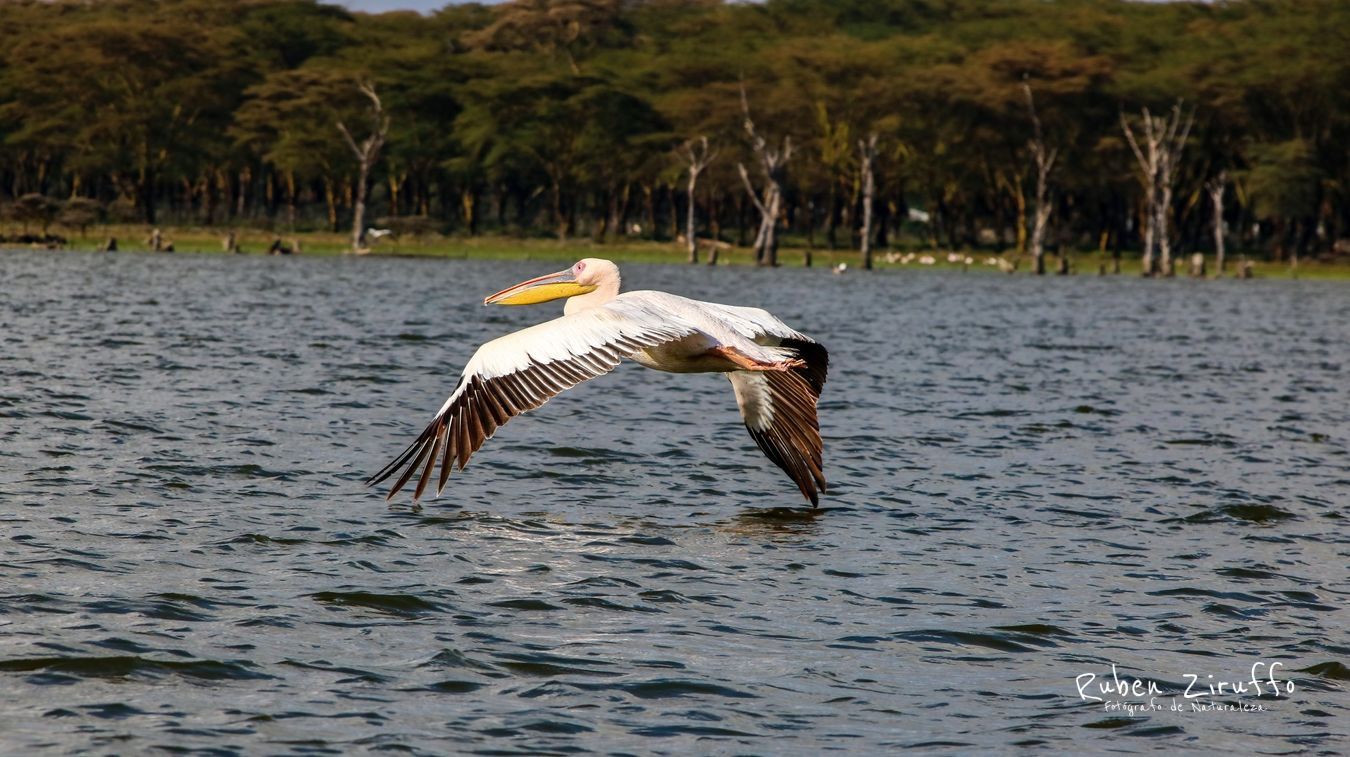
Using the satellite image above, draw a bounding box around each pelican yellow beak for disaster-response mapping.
[484,268,597,306]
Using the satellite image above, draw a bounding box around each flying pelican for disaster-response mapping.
[367,259,829,505]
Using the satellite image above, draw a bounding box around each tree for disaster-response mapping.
[232,67,378,231]
[1121,102,1194,276]
[0,16,247,224]
[857,133,879,270]
[737,84,793,267]
[1022,81,1059,275]
[10,193,60,235]
[1246,139,1320,264]
[0,0,1344,262]
[59,197,102,237]
[678,136,717,263]
[337,81,390,253]
[464,0,631,75]
[1204,170,1228,275]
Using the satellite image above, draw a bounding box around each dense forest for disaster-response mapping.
[1,0,1347,271]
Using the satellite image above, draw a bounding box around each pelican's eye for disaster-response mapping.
[575,261,586,273]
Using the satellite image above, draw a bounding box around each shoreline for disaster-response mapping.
[4,225,1347,279]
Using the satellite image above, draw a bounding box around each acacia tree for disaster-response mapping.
[737,84,793,267]
[0,17,245,224]
[1204,170,1228,274]
[337,81,389,253]
[0,0,1344,258]
[1246,139,1321,264]
[678,136,717,263]
[814,102,853,251]
[232,68,370,232]
[857,133,879,270]
[464,0,629,76]
[1022,81,1059,275]
[1121,102,1193,276]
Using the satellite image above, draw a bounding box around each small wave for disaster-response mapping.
[0,655,271,681]
[421,679,484,693]
[491,652,619,678]
[892,629,1042,653]
[487,598,563,612]
[1299,661,1350,680]
[310,591,442,617]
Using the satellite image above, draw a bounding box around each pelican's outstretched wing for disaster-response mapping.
[709,302,829,505]
[727,368,827,506]
[369,300,697,501]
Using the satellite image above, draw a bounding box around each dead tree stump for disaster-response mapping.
[1189,252,1205,277]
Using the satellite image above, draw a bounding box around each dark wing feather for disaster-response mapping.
[368,356,613,501]
[368,302,696,502]
[727,341,829,506]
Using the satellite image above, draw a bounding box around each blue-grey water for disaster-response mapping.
[1,249,1347,754]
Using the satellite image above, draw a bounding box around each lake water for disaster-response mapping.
[1,249,1346,754]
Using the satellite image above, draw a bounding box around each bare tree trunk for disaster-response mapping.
[388,172,404,217]
[641,183,656,240]
[548,177,568,240]
[1189,252,1206,277]
[236,167,250,219]
[1023,81,1059,276]
[461,187,478,235]
[666,182,680,241]
[1121,101,1193,277]
[679,136,717,264]
[284,170,297,230]
[858,133,878,270]
[336,80,390,254]
[738,83,792,267]
[1206,170,1227,275]
[323,176,338,231]
[1157,179,1174,276]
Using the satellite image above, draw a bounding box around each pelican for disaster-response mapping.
[367,259,829,506]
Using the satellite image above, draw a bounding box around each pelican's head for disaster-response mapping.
[484,258,620,306]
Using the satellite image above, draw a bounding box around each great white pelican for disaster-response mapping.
[368,259,828,505]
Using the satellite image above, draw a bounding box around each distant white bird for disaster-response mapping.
[368,259,828,506]
[833,263,848,274]
[367,228,394,240]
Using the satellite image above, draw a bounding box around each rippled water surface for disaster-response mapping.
[2,249,1347,754]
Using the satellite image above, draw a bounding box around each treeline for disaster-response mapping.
[1,0,1347,269]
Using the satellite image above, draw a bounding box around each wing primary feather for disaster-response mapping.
[413,426,444,500]
[455,408,473,470]
[367,425,431,487]
[386,435,435,501]
[437,421,456,494]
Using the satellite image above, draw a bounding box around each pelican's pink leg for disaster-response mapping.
[707,345,805,372]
